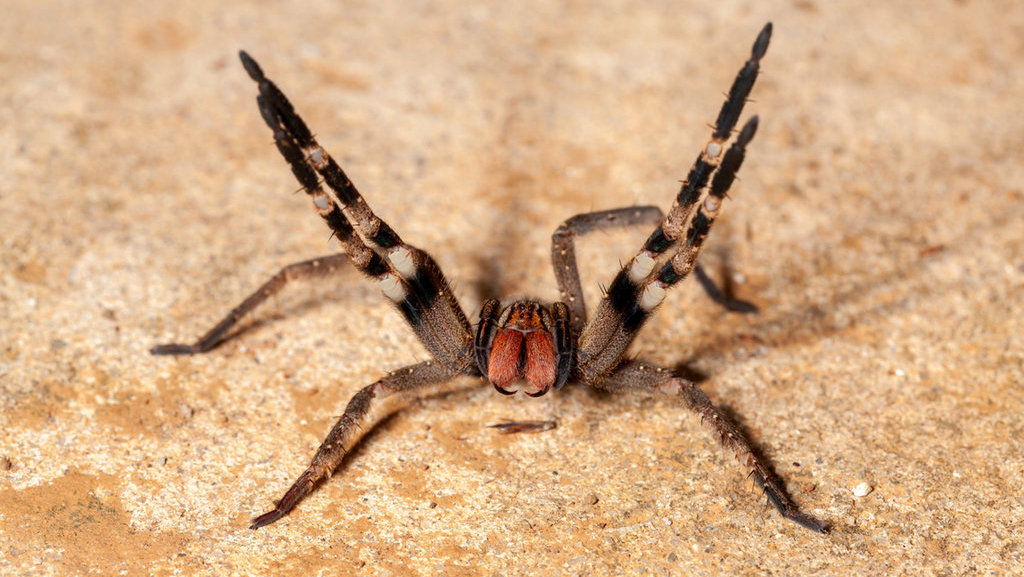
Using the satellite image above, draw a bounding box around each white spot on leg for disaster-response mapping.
[628,253,656,282]
[379,274,405,302]
[308,146,327,169]
[703,195,721,213]
[639,282,667,311]
[311,191,332,215]
[389,246,416,278]
[705,141,723,159]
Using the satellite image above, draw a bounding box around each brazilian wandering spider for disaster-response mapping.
[152,22,829,534]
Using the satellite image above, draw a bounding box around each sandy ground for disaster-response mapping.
[2,1,1023,575]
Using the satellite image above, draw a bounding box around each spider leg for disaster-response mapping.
[250,360,451,529]
[551,206,663,335]
[693,262,758,314]
[231,52,474,373]
[579,23,770,381]
[151,253,350,355]
[551,207,756,336]
[593,359,829,534]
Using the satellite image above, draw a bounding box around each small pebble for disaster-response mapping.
[852,482,873,497]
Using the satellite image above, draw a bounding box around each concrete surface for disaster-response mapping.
[2,1,1022,575]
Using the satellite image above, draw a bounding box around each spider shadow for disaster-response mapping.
[466,192,530,303]
[470,250,507,304]
[670,360,711,384]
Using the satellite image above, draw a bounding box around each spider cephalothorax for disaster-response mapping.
[153,22,829,534]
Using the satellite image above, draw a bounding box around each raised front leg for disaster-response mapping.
[578,23,770,382]
[594,359,829,534]
[236,52,475,373]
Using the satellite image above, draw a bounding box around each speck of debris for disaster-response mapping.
[429,502,438,509]
[587,494,599,505]
[0,456,12,471]
[853,481,873,497]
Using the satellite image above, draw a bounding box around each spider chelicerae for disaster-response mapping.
[153,22,828,534]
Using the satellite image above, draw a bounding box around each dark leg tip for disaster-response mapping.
[250,474,314,530]
[250,508,286,530]
[737,116,759,146]
[755,473,829,535]
[239,50,264,82]
[753,23,772,59]
[786,510,831,535]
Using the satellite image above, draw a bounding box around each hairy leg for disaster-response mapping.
[152,254,350,355]
[250,360,454,529]
[240,51,474,373]
[551,207,757,337]
[593,359,828,534]
[551,206,663,335]
[578,24,771,381]
[580,117,760,380]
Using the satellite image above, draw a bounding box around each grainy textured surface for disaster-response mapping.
[2,1,1022,575]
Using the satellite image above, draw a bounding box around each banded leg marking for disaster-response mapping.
[638,117,759,312]
[240,51,473,370]
[551,206,664,335]
[578,24,771,380]
[629,22,772,278]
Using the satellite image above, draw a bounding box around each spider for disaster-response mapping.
[152,22,829,534]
